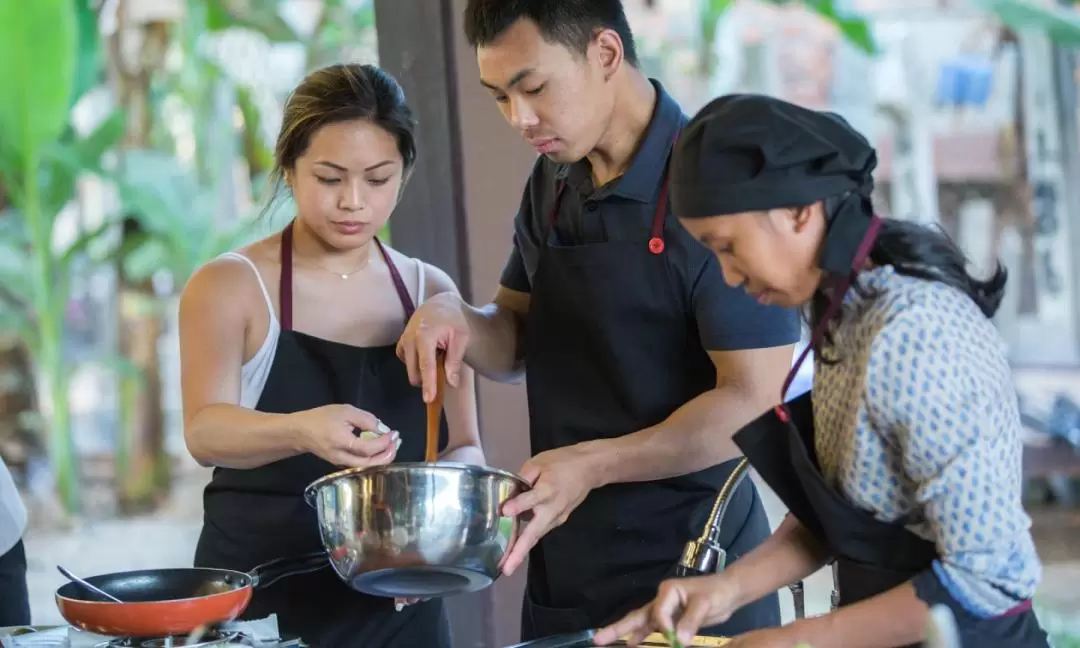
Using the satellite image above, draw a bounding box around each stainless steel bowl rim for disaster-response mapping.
[302,461,532,507]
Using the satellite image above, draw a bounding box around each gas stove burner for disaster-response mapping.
[141,631,242,647]
[101,629,243,647]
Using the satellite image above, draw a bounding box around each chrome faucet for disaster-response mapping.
[677,457,751,576]
[676,457,807,619]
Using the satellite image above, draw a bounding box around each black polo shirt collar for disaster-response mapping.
[555,79,686,203]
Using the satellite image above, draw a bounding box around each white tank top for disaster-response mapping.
[218,251,427,409]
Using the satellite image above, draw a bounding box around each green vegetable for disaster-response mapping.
[662,629,685,648]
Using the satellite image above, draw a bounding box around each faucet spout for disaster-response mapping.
[675,457,751,577]
[674,456,809,620]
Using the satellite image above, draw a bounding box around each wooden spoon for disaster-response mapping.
[425,352,447,463]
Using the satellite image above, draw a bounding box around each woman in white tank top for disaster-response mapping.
[176,63,483,648]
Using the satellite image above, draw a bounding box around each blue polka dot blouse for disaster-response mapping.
[813,265,1042,618]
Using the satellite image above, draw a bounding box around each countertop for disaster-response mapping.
[505,631,730,647]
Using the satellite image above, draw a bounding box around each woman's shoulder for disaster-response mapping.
[852,266,1011,381]
[378,242,460,297]
[829,266,1011,390]
[181,234,280,305]
[853,265,996,336]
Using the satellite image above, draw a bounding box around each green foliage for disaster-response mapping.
[0,0,78,172]
[970,0,1080,45]
[698,0,878,78]
[111,149,262,283]
[0,0,83,513]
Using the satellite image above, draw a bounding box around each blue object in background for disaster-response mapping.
[934,55,995,108]
[961,55,995,107]
[935,60,967,106]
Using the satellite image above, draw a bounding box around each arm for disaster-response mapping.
[423,263,486,465]
[455,161,542,382]
[588,253,801,483]
[401,171,540,388]
[588,346,793,483]
[459,282,530,383]
[727,513,832,609]
[790,584,930,648]
[179,258,306,469]
[459,194,537,382]
[592,514,830,645]
[786,302,1041,648]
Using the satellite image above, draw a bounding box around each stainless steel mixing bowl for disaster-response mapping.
[303,462,530,599]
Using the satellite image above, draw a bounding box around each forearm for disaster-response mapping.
[439,443,486,465]
[789,581,929,648]
[185,404,306,469]
[462,301,526,383]
[726,514,832,610]
[588,385,766,484]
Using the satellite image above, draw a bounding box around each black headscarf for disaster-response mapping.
[670,93,878,275]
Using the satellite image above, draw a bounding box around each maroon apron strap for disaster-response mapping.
[776,215,882,421]
[646,133,679,256]
[279,221,295,331]
[282,223,415,326]
[647,175,670,255]
[375,237,417,321]
[548,131,678,256]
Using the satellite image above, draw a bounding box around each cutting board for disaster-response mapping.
[505,630,731,648]
[628,634,729,646]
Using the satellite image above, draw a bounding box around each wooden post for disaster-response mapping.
[374,0,540,643]
[374,0,472,297]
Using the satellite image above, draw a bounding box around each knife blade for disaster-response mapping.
[502,630,598,648]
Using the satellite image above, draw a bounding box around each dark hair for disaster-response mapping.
[263,63,417,216]
[811,197,1008,360]
[463,0,639,67]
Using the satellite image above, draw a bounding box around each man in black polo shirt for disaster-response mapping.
[396,0,801,640]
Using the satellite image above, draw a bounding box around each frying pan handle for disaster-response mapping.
[248,550,329,589]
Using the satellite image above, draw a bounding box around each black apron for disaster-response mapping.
[194,222,452,648]
[519,142,779,641]
[732,216,1050,648]
[0,539,30,626]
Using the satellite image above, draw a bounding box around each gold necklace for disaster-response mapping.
[288,230,375,279]
[296,256,372,280]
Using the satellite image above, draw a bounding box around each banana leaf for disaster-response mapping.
[107,148,262,283]
[71,0,102,108]
[204,0,301,43]
[703,0,879,56]
[0,0,78,172]
[971,0,1080,45]
[0,210,34,344]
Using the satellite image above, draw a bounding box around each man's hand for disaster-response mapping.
[498,445,601,576]
[396,292,470,402]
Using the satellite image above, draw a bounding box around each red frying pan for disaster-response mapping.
[54,552,327,637]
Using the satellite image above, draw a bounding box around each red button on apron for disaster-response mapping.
[648,237,665,254]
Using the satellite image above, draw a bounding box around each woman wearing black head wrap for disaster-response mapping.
[594,94,1050,648]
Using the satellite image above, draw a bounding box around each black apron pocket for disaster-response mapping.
[520,589,595,641]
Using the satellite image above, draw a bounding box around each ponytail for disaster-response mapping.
[868,218,1007,318]
[810,207,1007,361]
